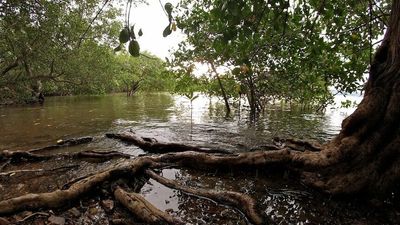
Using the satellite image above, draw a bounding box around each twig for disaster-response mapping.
[158,0,169,18]
[16,212,50,222]
[77,0,110,47]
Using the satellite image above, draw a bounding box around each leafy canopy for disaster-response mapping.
[170,0,390,109]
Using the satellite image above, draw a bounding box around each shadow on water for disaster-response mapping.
[1,92,398,224]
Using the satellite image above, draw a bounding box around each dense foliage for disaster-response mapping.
[171,0,391,113]
[0,0,172,105]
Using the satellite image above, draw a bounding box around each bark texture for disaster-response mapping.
[1,1,400,223]
[306,0,400,195]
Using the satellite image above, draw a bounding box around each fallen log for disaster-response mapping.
[106,131,232,154]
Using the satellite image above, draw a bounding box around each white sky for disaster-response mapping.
[127,0,185,59]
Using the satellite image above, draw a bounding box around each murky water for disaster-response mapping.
[0,93,348,152]
[2,93,398,224]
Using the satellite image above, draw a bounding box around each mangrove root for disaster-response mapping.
[28,136,94,153]
[113,184,184,225]
[0,164,79,177]
[145,169,264,225]
[106,131,232,154]
[0,150,131,165]
[0,157,155,214]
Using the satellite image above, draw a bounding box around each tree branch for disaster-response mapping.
[0,59,19,76]
[77,0,110,48]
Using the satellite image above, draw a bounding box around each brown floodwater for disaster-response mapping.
[0,93,398,224]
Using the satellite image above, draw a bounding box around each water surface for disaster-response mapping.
[3,93,394,225]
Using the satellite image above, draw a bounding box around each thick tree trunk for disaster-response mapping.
[1,2,400,224]
[301,0,400,195]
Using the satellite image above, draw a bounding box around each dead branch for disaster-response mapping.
[113,185,184,225]
[106,131,232,154]
[145,169,263,225]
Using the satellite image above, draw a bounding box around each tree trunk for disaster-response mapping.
[301,0,400,195]
[209,62,231,115]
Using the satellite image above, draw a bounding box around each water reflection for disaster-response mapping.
[0,92,357,153]
[2,92,389,225]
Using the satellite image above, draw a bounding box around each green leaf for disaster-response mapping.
[163,24,172,37]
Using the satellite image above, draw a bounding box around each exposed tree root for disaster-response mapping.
[0,157,155,214]
[0,150,52,162]
[0,150,131,164]
[273,137,322,152]
[0,164,79,177]
[73,150,131,159]
[145,169,264,225]
[106,131,232,154]
[113,184,184,225]
[2,1,400,223]
[27,137,93,153]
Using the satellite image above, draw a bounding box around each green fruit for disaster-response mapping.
[165,3,173,14]
[138,29,143,37]
[129,40,140,57]
[119,28,130,43]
